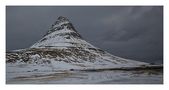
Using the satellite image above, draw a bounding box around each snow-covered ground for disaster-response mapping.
[6,68,163,84]
[6,55,162,84]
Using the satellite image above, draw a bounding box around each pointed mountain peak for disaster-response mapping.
[30,16,94,48]
[44,16,78,36]
[52,16,70,27]
[57,16,69,22]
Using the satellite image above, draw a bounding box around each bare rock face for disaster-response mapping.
[6,16,149,70]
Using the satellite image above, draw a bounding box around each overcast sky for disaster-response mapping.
[6,6,163,64]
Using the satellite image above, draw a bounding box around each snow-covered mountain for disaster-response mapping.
[6,16,149,71]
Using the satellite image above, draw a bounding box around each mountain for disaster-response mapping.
[6,16,149,72]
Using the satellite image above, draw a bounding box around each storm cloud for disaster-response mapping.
[6,6,163,64]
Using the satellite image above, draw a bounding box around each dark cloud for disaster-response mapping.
[6,6,163,64]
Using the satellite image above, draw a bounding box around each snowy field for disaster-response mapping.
[6,69,163,84]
